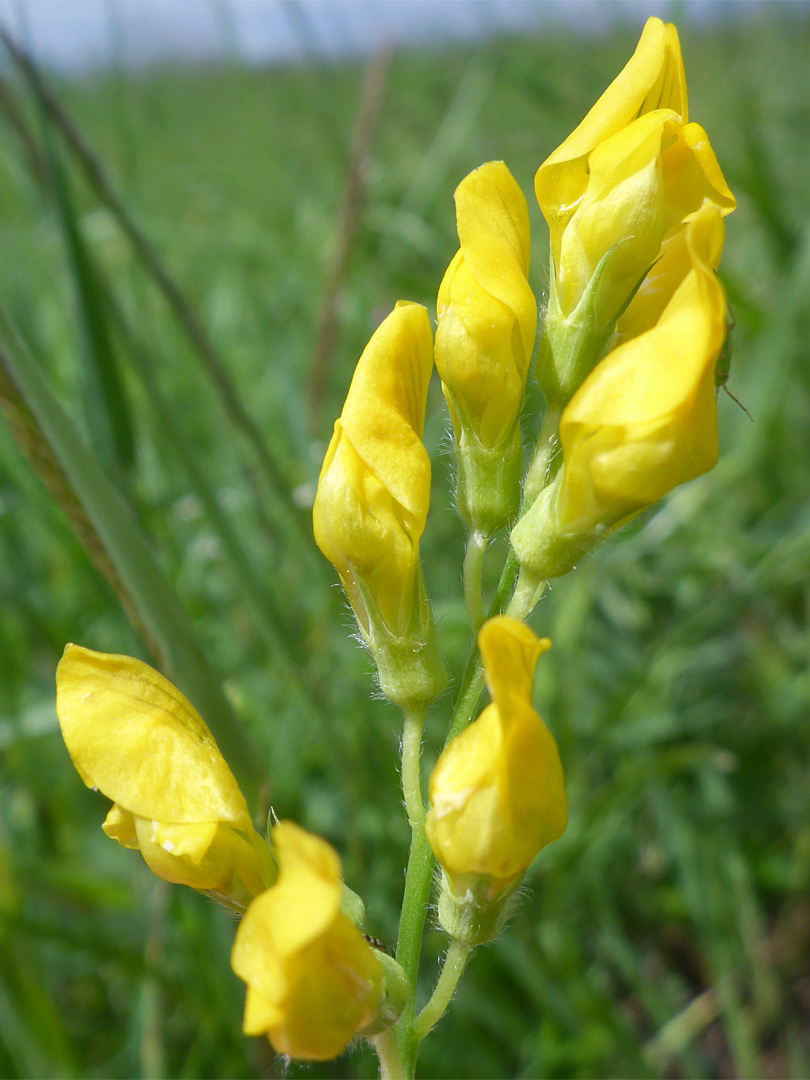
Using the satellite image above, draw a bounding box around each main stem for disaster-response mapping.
[370,1027,405,1080]
[395,709,432,1077]
[443,550,520,747]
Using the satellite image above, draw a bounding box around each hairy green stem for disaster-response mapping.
[522,405,561,511]
[395,825,433,1076]
[413,941,471,1040]
[369,1026,405,1080]
[506,572,547,622]
[462,529,488,632]
[395,709,432,1076]
[401,710,425,828]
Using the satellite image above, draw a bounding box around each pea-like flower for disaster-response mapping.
[534,16,734,405]
[231,821,383,1062]
[555,201,727,534]
[435,161,537,532]
[313,300,445,708]
[56,644,274,906]
[426,617,566,938]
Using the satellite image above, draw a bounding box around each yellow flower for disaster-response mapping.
[426,617,566,903]
[313,301,432,639]
[533,17,734,405]
[435,162,536,530]
[56,644,273,905]
[556,201,727,534]
[536,16,688,258]
[231,821,382,1062]
[313,301,445,709]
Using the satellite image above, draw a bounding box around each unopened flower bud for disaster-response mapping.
[435,162,536,532]
[313,301,446,709]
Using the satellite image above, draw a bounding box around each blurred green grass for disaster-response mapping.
[1,7,810,1078]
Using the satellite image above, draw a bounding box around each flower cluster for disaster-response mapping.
[55,17,735,1076]
[55,645,403,1062]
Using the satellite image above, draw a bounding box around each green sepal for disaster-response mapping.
[537,238,647,408]
[435,869,518,949]
[352,567,448,712]
[340,885,366,927]
[360,951,410,1036]
[453,423,522,535]
[510,473,607,581]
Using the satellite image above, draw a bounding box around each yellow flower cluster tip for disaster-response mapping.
[231,821,382,1061]
[55,644,273,905]
[534,16,734,407]
[426,617,566,902]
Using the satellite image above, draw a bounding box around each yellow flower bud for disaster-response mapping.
[313,301,432,638]
[56,644,273,905]
[557,201,727,534]
[313,301,446,708]
[536,16,688,271]
[231,821,383,1062]
[534,17,734,406]
[435,161,536,531]
[426,617,566,916]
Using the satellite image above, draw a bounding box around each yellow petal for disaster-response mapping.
[556,109,674,318]
[231,823,343,995]
[132,818,271,899]
[56,645,251,828]
[536,17,686,265]
[558,203,726,532]
[243,985,281,1037]
[336,301,432,523]
[479,615,551,711]
[452,160,535,364]
[660,122,736,234]
[265,917,381,1060]
[102,804,139,849]
[616,194,725,342]
[314,424,419,636]
[428,698,565,888]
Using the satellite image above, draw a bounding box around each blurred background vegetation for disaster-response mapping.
[1,3,809,1078]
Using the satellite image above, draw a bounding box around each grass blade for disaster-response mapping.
[1,29,306,537]
[0,310,264,807]
[35,84,136,476]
